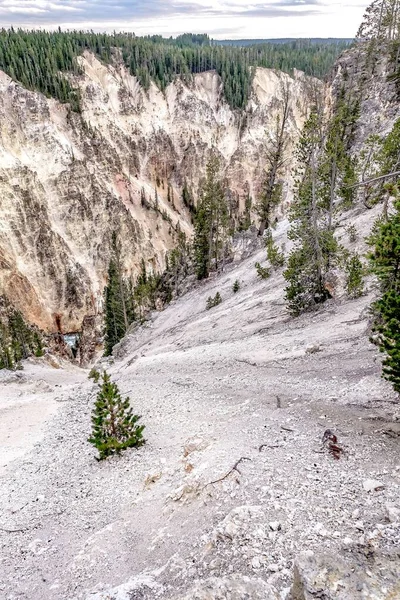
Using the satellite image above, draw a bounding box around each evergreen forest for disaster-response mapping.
[0,29,350,111]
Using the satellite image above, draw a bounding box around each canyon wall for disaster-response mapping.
[0,54,317,332]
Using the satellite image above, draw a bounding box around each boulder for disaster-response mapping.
[291,549,400,600]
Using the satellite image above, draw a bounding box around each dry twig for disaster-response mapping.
[206,457,252,486]
[259,444,280,452]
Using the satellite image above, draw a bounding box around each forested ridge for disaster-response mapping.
[0,29,349,110]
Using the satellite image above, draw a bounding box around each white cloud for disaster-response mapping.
[0,0,370,38]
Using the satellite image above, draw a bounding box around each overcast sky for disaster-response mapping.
[0,1,370,39]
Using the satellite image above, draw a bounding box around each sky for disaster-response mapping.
[0,0,370,39]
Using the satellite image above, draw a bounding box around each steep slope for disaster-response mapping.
[0,216,399,600]
[0,56,316,333]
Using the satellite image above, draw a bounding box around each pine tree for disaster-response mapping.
[0,303,44,370]
[255,262,271,280]
[88,372,145,460]
[206,291,222,310]
[182,179,195,215]
[357,0,400,41]
[193,201,210,279]
[104,259,126,356]
[257,81,290,235]
[368,188,400,393]
[265,230,285,268]
[233,279,240,293]
[193,154,229,279]
[0,323,14,370]
[284,108,337,316]
[103,234,134,356]
[345,253,365,298]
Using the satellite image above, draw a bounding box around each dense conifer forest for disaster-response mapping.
[0,29,350,110]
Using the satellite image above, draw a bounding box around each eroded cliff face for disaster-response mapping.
[0,54,316,332]
[330,42,400,155]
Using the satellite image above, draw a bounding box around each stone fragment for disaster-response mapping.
[144,471,162,489]
[385,503,400,523]
[305,344,321,354]
[183,437,209,456]
[363,479,385,492]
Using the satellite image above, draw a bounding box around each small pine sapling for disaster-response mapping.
[233,280,240,293]
[345,253,364,298]
[346,224,358,243]
[255,262,271,280]
[206,292,222,310]
[88,372,145,460]
[214,291,222,306]
[88,367,101,383]
[265,230,285,268]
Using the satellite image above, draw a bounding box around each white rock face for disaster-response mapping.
[0,56,316,332]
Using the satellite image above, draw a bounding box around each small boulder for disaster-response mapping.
[183,436,209,457]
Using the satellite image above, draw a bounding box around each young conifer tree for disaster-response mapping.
[345,253,365,298]
[265,230,285,268]
[233,279,240,293]
[88,372,145,460]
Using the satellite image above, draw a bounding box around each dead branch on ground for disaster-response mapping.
[205,457,252,486]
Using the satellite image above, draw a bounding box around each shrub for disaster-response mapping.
[255,262,271,280]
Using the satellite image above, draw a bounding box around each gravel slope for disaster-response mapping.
[1,222,399,600]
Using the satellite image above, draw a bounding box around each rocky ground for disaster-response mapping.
[1,219,400,600]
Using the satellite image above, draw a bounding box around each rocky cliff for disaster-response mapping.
[0,54,316,333]
[330,41,400,163]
